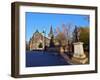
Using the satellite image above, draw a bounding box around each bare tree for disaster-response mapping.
[54,23,73,46]
[54,23,74,52]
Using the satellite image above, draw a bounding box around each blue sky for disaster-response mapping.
[26,12,89,42]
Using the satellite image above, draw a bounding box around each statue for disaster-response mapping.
[73,26,80,42]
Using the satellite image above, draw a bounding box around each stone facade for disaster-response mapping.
[29,30,50,50]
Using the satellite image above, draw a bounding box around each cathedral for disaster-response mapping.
[29,26,54,51]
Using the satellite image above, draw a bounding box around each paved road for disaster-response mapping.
[26,51,70,67]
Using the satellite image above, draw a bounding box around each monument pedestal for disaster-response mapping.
[72,42,88,64]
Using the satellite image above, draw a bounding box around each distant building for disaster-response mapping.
[29,26,69,52]
[29,30,50,50]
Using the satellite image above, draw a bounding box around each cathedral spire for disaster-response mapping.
[48,25,54,38]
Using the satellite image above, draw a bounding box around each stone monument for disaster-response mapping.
[72,26,88,64]
[73,42,86,58]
